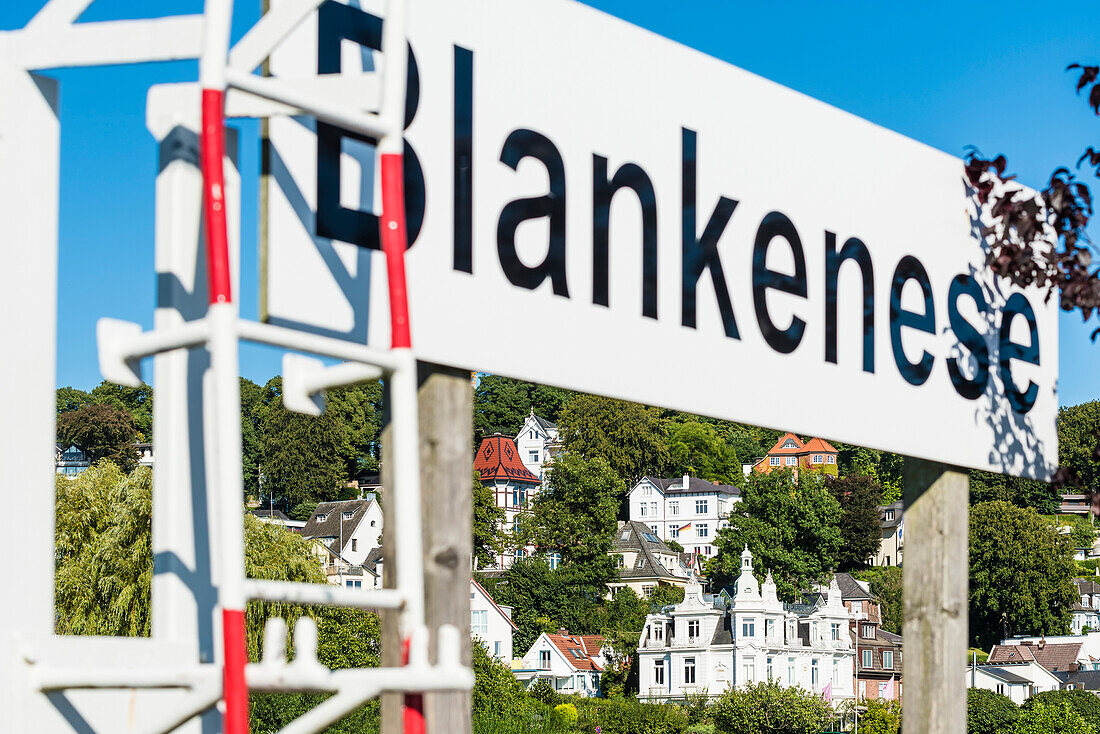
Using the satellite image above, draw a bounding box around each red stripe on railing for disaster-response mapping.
[379,153,411,349]
[222,607,250,734]
[200,88,233,305]
[401,637,426,734]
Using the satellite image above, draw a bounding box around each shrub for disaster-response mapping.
[711,682,832,734]
[531,678,563,707]
[684,725,715,734]
[470,639,527,720]
[576,697,690,734]
[860,698,901,734]
[1013,700,1096,734]
[1023,689,1100,730]
[552,703,579,729]
[682,690,712,725]
[968,688,1019,734]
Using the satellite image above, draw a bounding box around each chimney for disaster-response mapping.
[617,520,626,530]
[682,473,690,491]
[557,628,569,636]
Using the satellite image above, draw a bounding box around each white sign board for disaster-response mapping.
[264,0,1058,479]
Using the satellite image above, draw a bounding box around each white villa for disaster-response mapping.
[967,663,1062,704]
[637,547,855,702]
[474,434,542,569]
[515,411,560,483]
[628,475,740,557]
[515,630,607,697]
[1072,578,1100,634]
[471,579,518,663]
[301,497,384,588]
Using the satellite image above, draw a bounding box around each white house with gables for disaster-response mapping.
[470,579,517,663]
[514,630,607,697]
[515,411,560,482]
[301,497,384,587]
[628,475,740,557]
[637,548,855,702]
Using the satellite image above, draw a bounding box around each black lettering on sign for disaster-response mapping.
[453,44,473,273]
[824,231,874,372]
[999,292,1040,414]
[946,273,990,400]
[889,255,935,386]
[592,154,658,319]
[496,129,569,296]
[315,0,424,249]
[681,128,739,339]
[752,211,807,355]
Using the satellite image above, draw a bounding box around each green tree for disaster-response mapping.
[1066,515,1098,551]
[967,688,1019,734]
[287,501,318,522]
[473,470,506,568]
[56,386,91,414]
[90,381,154,441]
[326,379,384,477]
[55,463,152,636]
[707,471,843,600]
[525,454,622,595]
[557,394,669,484]
[1012,701,1096,734]
[970,501,1078,648]
[711,680,833,734]
[57,402,140,472]
[596,587,649,697]
[473,374,572,442]
[1023,690,1100,731]
[828,474,883,570]
[256,377,350,507]
[666,419,741,485]
[969,469,1059,515]
[648,585,686,611]
[854,566,902,634]
[836,445,903,504]
[241,377,264,497]
[1059,402,1100,492]
[470,638,529,720]
[860,698,901,734]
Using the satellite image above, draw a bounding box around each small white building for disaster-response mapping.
[1071,579,1100,634]
[470,579,517,662]
[967,663,1062,704]
[870,502,903,567]
[301,496,384,587]
[637,548,854,702]
[515,631,606,697]
[515,411,560,482]
[609,521,696,599]
[628,475,740,558]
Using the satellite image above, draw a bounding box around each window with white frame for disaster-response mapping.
[650,524,658,534]
[827,455,836,464]
[862,623,874,639]
[539,650,551,669]
[766,618,774,640]
[471,610,488,637]
[513,487,527,508]
[653,623,664,642]
[742,618,755,637]
[788,658,795,685]
[529,450,539,463]
[862,649,872,668]
[786,456,797,466]
[515,548,526,559]
[697,523,709,538]
[883,650,894,669]
[831,623,840,641]
[642,484,652,496]
[351,538,358,552]
[316,513,328,522]
[548,551,562,570]
[813,454,822,463]
[345,579,361,588]
[695,500,707,514]
[642,585,654,599]
[885,509,895,521]
[670,526,679,538]
[688,620,700,638]
[744,658,755,683]
[654,659,665,684]
[770,457,780,466]
[784,440,797,449]
[639,504,647,517]
[684,658,696,684]
[669,501,679,515]
[832,660,839,685]
[650,502,658,516]
[766,656,774,680]
[811,659,819,687]
[494,641,503,658]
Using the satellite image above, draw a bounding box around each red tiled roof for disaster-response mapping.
[765,432,804,455]
[988,642,1081,672]
[546,633,605,671]
[802,437,838,453]
[763,433,837,456]
[474,435,541,484]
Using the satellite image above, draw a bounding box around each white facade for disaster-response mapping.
[637,548,854,702]
[303,498,385,587]
[515,412,560,482]
[470,580,517,663]
[967,663,1062,704]
[517,632,606,697]
[628,475,740,557]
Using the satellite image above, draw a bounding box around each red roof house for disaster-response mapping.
[474,434,541,484]
[753,432,839,476]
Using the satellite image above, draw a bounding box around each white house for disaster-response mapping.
[249,508,305,532]
[301,496,384,587]
[515,411,560,482]
[515,630,606,696]
[637,548,854,702]
[967,663,1062,704]
[473,434,542,569]
[609,521,696,599]
[1071,579,1100,634]
[628,475,740,557]
[470,579,517,662]
[870,502,903,567]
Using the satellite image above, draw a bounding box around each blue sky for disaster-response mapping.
[5,0,1100,406]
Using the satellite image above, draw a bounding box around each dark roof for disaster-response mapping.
[530,413,557,433]
[711,612,733,645]
[250,509,291,521]
[879,629,903,645]
[613,521,687,581]
[835,573,875,602]
[978,666,1032,684]
[1076,578,1100,595]
[474,435,541,484]
[989,642,1082,673]
[301,498,375,555]
[640,476,740,497]
[1056,670,1100,690]
[362,547,384,577]
[879,501,904,528]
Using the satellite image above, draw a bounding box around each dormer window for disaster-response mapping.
[861,623,875,639]
[783,440,797,449]
[885,510,895,521]
[342,511,353,520]
[316,514,328,522]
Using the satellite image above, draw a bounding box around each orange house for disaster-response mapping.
[752,432,839,477]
